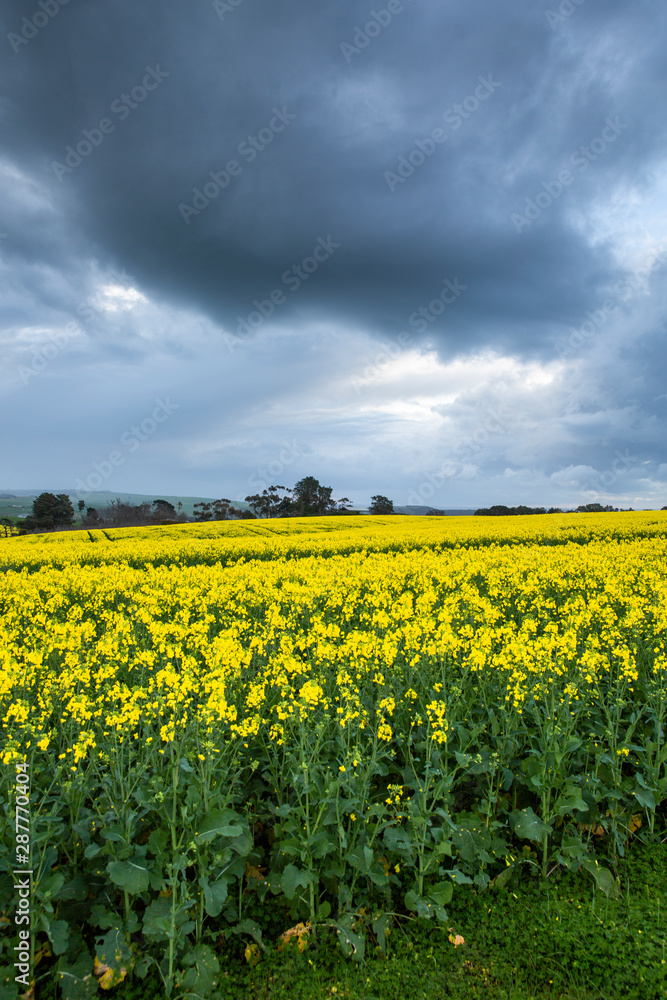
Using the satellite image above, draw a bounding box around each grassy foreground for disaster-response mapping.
[33,843,666,1000]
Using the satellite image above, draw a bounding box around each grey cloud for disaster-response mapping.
[1,0,667,505]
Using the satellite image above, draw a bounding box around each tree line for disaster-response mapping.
[11,480,398,534]
[9,489,653,536]
[473,502,638,516]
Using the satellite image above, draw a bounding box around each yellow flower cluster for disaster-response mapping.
[1,512,666,766]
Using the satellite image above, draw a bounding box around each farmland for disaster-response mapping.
[1,513,666,998]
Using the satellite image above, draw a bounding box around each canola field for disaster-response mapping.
[1,513,666,996]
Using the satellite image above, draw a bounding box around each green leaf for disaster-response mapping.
[141,898,172,939]
[202,875,230,917]
[368,866,390,887]
[345,845,373,873]
[450,828,481,862]
[433,837,453,857]
[556,793,589,817]
[309,831,336,859]
[372,913,392,953]
[56,951,97,1000]
[230,918,266,950]
[47,919,69,955]
[502,766,515,789]
[510,808,550,843]
[404,889,433,919]
[333,916,365,961]
[36,871,65,900]
[447,868,473,885]
[57,874,90,902]
[492,865,514,890]
[280,864,312,900]
[95,926,132,984]
[100,825,127,844]
[106,859,151,895]
[427,881,453,907]
[0,975,20,1000]
[633,786,656,811]
[383,825,414,855]
[179,944,220,995]
[581,859,618,898]
[195,809,244,843]
[148,829,168,856]
[89,905,117,930]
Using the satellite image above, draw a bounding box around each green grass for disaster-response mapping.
[35,843,666,1000]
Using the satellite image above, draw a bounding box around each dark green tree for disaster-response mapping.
[152,499,177,522]
[475,505,547,516]
[192,499,246,521]
[245,486,293,519]
[369,495,394,514]
[193,501,213,521]
[21,493,75,532]
[105,499,152,526]
[211,499,234,520]
[291,477,350,516]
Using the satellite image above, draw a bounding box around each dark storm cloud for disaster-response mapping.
[2,0,665,358]
[2,0,667,506]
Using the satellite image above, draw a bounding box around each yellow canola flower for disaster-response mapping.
[0,511,665,780]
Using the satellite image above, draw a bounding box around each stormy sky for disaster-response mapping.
[1,0,667,509]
